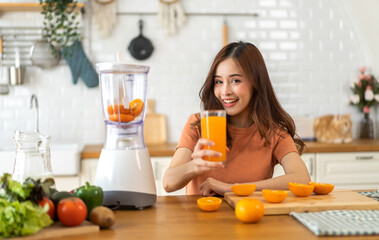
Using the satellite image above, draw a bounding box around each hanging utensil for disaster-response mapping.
[30,39,60,69]
[223,17,228,47]
[9,46,24,86]
[0,35,9,95]
[128,19,154,60]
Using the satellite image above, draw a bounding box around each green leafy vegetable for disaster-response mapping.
[0,198,53,238]
[0,173,55,204]
[0,173,33,202]
[0,174,54,238]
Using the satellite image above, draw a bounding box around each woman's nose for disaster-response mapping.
[222,82,232,95]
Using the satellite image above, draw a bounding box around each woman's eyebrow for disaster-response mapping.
[214,73,243,78]
[229,74,243,77]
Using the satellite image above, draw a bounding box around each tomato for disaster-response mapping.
[57,197,87,226]
[38,197,55,220]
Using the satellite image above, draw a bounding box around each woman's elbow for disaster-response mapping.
[298,171,311,184]
[162,173,175,193]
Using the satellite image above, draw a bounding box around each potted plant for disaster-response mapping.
[39,0,98,88]
[39,0,81,57]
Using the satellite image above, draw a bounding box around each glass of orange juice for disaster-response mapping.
[200,110,226,162]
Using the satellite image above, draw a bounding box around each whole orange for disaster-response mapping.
[235,199,264,223]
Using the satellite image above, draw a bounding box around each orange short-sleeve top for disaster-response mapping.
[176,113,298,195]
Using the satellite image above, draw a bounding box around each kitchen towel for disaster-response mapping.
[290,210,379,236]
[359,191,379,201]
[62,40,98,88]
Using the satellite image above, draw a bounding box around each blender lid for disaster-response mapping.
[96,62,150,74]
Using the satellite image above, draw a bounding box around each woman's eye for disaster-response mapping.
[232,79,241,83]
[215,80,223,84]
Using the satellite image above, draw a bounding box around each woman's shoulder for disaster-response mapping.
[190,112,200,120]
[272,126,292,141]
[186,113,201,123]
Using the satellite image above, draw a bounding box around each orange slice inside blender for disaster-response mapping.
[231,184,256,196]
[107,98,144,123]
[107,104,130,115]
[107,104,131,115]
[109,114,135,122]
[309,182,335,195]
[129,98,144,116]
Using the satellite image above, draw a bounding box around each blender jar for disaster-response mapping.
[12,131,54,183]
[96,63,149,150]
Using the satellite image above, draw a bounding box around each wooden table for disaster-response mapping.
[51,195,379,240]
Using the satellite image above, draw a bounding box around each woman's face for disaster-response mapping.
[213,58,253,125]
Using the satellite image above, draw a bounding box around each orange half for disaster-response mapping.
[288,182,314,197]
[231,184,256,196]
[197,197,222,212]
[109,114,135,123]
[309,182,335,195]
[107,104,130,115]
[262,189,288,203]
[129,98,144,117]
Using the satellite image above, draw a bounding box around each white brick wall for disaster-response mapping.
[0,0,370,148]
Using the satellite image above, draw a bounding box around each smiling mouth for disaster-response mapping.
[222,99,239,105]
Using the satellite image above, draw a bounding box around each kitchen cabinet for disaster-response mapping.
[80,157,186,196]
[54,176,80,191]
[80,158,98,186]
[151,157,185,196]
[273,151,379,190]
[273,153,316,181]
[315,152,379,190]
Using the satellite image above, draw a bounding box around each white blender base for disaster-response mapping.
[95,148,156,209]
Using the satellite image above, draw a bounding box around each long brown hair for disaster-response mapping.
[198,41,305,154]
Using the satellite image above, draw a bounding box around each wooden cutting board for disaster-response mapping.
[144,99,167,145]
[10,221,99,240]
[225,189,379,215]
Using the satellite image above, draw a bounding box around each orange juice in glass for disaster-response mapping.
[200,110,226,162]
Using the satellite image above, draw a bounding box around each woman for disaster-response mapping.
[163,41,310,196]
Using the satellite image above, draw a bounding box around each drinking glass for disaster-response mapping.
[200,110,226,162]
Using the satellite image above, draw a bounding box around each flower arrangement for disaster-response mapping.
[349,66,379,114]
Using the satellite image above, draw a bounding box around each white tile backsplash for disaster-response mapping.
[0,0,372,148]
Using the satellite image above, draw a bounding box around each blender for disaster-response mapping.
[95,62,156,209]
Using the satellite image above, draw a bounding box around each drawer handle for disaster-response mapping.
[356,156,374,160]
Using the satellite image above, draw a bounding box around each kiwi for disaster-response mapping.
[90,206,115,228]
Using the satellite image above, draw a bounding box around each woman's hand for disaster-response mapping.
[191,138,225,175]
[200,177,231,196]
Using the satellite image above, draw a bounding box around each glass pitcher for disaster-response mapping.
[12,131,54,184]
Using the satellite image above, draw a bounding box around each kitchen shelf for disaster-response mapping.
[0,3,84,13]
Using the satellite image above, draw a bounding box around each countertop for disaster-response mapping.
[81,139,379,159]
[51,195,379,240]
[81,143,177,159]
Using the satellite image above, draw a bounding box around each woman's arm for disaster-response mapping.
[199,152,311,196]
[252,152,311,190]
[162,138,224,193]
